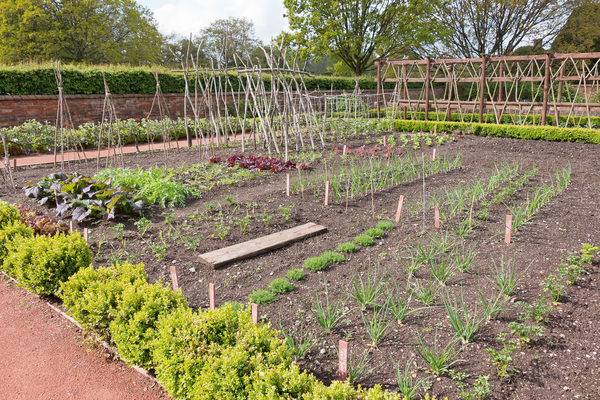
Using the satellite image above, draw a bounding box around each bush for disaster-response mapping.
[321,251,346,265]
[336,242,360,253]
[375,221,394,231]
[354,234,374,247]
[249,289,277,305]
[286,268,306,281]
[152,304,247,399]
[59,261,147,338]
[268,277,294,294]
[365,228,385,238]
[3,232,91,295]
[0,200,21,227]
[303,256,328,271]
[109,280,188,368]
[0,221,34,265]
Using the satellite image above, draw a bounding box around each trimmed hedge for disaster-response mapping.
[0,64,393,95]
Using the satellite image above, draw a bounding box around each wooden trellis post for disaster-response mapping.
[425,58,431,120]
[478,55,488,123]
[541,53,552,126]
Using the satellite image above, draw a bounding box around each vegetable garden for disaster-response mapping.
[1,126,599,400]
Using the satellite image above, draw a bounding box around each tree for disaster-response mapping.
[198,17,263,68]
[0,0,162,64]
[551,2,600,53]
[283,0,447,76]
[435,0,582,58]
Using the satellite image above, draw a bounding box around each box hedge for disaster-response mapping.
[0,221,34,265]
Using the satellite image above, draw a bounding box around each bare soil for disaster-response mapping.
[2,133,600,399]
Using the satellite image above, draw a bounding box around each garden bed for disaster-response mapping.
[2,132,600,400]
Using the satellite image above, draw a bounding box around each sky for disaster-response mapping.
[136,0,289,43]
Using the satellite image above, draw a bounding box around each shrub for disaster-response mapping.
[365,228,385,239]
[152,304,247,399]
[3,232,91,295]
[336,242,360,253]
[375,221,394,231]
[286,268,306,281]
[0,221,34,265]
[59,261,147,338]
[268,277,294,294]
[354,234,374,247]
[109,280,188,369]
[249,289,277,305]
[0,200,20,227]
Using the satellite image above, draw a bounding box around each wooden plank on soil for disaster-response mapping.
[198,222,327,269]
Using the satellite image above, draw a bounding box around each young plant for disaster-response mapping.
[459,375,493,400]
[109,223,127,249]
[298,283,350,334]
[508,321,544,344]
[277,205,294,221]
[387,282,425,325]
[412,331,463,377]
[278,316,318,360]
[410,241,439,265]
[429,231,454,254]
[430,259,457,286]
[395,255,423,278]
[540,274,565,304]
[485,333,520,378]
[442,290,486,344]
[490,256,529,298]
[233,214,252,234]
[221,194,238,206]
[394,358,430,400]
[375,221,394,231]
[213,219,230,240]
[286,268,306,281]
[248,289,276,305]
[337,242,360,253]
[411,279,440,306]
[361,304,393,348]
[354,234,374,247]
[451,243,477,273]
[257,212,275,227]
[516,297,554,324]
[303,251,346,271]
[346,350,379,385]
[349,263,386,310]
[134,217,152,237]
[478,288,509,321]
[268,277,294,293]
[364,227,385,239]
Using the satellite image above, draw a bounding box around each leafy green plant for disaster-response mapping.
[540,274,565,304]
[412,331,463,377]
[0,200,21,226]
[0,221,34,264]
[257,212,275,227]
[233,214,252,234]
[182,235,202,251]
[269,277,294,293]
[248,289,277,305]
[508,321,544,344]
[336,241,360,253]
[394,359,430,400]
[490,256,529,298]
[375,221,394,231]
[109,223,127,249]
[134,217,152,237]
[580,243,598,264]
[16,205,69,236]
[221,194,238,206]
[277,205,294,221]
[298,283,350,334]
[364,228,385,239]
[3,232,91,295]
[286,268,306,281]
[354,234,374,247]
[213,219,230,240]
[303,251,345,271]
[459,375,493,400]
[516,297,554,324]
[204,201,221,214]
[485,333,520,378]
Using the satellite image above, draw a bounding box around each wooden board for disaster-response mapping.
[198,222,327,269]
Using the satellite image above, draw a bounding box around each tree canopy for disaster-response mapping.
[283,0,447,76]
[551,2,600,53]
[435,0,581,58]
[0,0,162,64]
[198,17,263,68]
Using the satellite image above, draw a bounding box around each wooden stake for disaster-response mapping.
[432,148,436,161]
[434,206,440,229]
[383,136,387,146]
[505,215,512,243]
[69,221,74,232]
[251,303,258,323]
[209,283,215,310]
[339,340,348,381]
[434,125,437,135]
[170,266,179,292]
[395,195,404,222]
[342,145,347,155]
[83,228,89,242]
[286,173,290,196]
[12,159,16,170]
[324,180,330,206]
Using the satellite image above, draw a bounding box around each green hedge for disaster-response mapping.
[0,64,393,95]
[392,119,600,144]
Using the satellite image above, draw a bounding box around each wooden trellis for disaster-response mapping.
[376,52,600,127]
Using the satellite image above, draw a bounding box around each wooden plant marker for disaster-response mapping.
[209,283,215,310]
[432,148,436,161]
[83,228,89,242]
[324,180,330,206]
[395,195,405,222]
[12,159,17,171]
[251,303,258,323]
[383,136,387,146]
[69,221,74,232]
[342,145,347,155]
[339,340,348,381]
[198,223,327,269]
[434,206,440,229]
[286,174,290,197]
[505,215,513,243]
[434,125,437,135]
[170,266,179,292]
